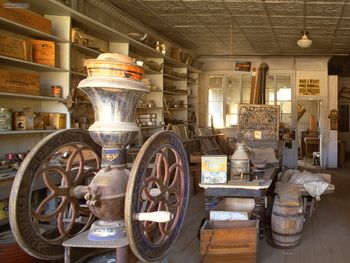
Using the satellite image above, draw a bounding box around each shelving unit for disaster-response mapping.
[0,54,67,72]
[0,0,201,155]
[0,129,60,135]
[0,13,71,160]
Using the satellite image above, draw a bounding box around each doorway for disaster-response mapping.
[297,100,320,166]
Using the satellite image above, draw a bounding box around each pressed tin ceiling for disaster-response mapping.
[108,0,350,57]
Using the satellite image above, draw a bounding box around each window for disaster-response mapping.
[208,76,224,128]
[208,73,292,128]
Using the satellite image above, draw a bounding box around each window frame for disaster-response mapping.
[207,71,293,128]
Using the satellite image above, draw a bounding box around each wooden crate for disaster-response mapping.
[0,29,32,61]
[0,1,51,34]
[210,198,255,221]
[200,220,258,258]
[32,40,59,67]
[0,68,40,95]
[203,254,256,263]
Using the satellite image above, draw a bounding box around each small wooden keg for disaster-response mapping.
[271,195,304,248]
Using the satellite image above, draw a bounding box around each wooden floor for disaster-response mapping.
[168,159,350,263]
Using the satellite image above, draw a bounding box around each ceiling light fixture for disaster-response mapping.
[297,31,312,48]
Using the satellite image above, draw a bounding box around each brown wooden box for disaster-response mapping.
[0,68,40,95]
[0,1,51,34]
[200,220,258,258]
[0,29,32,61]
[32,40,59,67]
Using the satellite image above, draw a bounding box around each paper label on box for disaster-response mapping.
[201,155,227,184]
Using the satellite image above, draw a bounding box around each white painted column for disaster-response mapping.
[327,75,338,168]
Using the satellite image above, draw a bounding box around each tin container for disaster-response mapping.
[0,108,12,131]
[51,85,62,98]
[230,143,250,179]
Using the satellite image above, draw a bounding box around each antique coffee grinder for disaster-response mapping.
[9,53,189,262]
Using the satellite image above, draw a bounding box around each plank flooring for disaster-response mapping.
[168,159,350,263]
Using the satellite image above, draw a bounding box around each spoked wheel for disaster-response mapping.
[125,131,190,262]
[9,129,101,260]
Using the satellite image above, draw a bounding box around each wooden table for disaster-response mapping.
[199,168,278,238]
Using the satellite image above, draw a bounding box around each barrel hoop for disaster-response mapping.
[271,230,303,237]
[272,211,304,217]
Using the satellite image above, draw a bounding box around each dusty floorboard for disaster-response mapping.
[168,159,350,263]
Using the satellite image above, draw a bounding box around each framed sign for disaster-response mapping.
[298,78,320,96]
[235,61,251,72]
[296,71,326,97]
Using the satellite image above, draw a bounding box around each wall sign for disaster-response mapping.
[235,61,251,72]
[298,78,320,96]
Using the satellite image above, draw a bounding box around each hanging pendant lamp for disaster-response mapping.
[297,31,312,48]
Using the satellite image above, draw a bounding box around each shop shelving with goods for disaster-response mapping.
[0,14,71,159]
[0,0,202,151]
[187,71,199,137]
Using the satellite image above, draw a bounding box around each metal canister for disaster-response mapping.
[51,85,62,98]
[0,108,12,131]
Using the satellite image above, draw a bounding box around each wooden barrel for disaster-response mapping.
[0,231,38,263]
[271,196,304,248]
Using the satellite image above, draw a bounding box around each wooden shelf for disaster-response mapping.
[164,90,189,96]
[24,0,201,72]
[0,55,67,72]
[0,17,67,43]
[0,129,62,135]
[168,107,187,110]
[163,73,186,81]
[72,43,101,57]
[144,68,162,75]
[137,107,163,110]
[0,92,65,101]
[140,125,165,130]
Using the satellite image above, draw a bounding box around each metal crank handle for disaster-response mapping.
[134,211,174,222]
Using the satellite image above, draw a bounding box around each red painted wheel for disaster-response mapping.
[9,129,101,260]
[125,131,190,262]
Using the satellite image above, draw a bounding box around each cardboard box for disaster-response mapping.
[0,68,40,95]
[201,155,227,184]
[210,198,255,221]
[0,29,32,61]
[32,40,59,67]
[0,1,51,34]
[200,220,258,258]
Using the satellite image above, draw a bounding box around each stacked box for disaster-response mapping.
[0,1,51,34]
[0,29,32,61]
[0,68,40,95]
[32,40,59,67]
